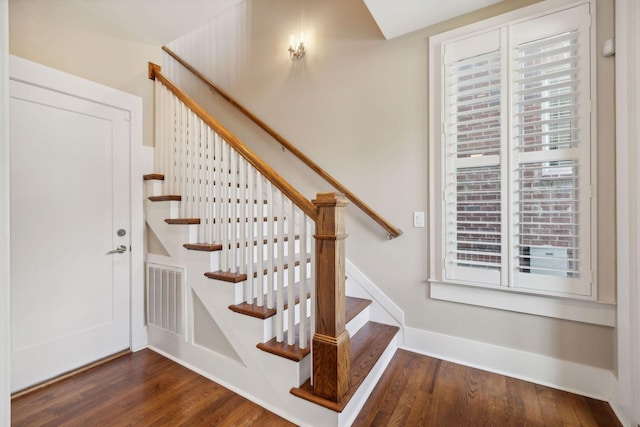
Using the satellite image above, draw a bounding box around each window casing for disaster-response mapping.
[429,1,596,301]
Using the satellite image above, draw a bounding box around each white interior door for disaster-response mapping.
[10,73,131,392]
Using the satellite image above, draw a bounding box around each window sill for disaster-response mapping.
[429,281,615,327]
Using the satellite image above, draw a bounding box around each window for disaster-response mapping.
[429,1,596,302]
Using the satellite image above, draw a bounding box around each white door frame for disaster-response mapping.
[614,0,640,425]
[1,1,11,426]
[7,54,147,377]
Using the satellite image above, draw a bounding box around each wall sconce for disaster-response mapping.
[288,32,306,60]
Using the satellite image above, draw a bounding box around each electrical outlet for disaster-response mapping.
[413,211,425,228]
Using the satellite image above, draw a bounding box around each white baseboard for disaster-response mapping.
[403,326,615,402]
[608,399,634,427]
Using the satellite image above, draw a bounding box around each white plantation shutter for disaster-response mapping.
[511,4,592,296]
[437,1,594,297]
[443,29,505,285]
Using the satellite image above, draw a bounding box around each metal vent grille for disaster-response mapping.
[146,263,187,341]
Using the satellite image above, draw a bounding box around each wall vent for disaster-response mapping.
[146,263,187,341]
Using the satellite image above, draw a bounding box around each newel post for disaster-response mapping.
[312,192,350,402]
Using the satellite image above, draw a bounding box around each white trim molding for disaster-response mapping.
[613,0,640,425]
[431,281,616,326]
[403,326,614,402]
[0,1,10,425]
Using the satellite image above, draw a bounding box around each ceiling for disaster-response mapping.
[362,0,504,39]
[69,0,503,45]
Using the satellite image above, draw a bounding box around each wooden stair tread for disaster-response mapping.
[143,173,164,181]
[183,243,223,252]
[229,282,309,319]
[234,296,371,323]
[212,217,280,223]
[204,254,311,283]
[164,218,201,225]
[164,217,284,224]
[183,236,300,254]
[252,296,371,361]
[149,195,181,202]
[290,321,399,412]
[204,270,246,283]
[257,321,311,362]
[149,195,268,204]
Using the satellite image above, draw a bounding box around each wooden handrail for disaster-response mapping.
[161,46,403,239]
[148,63,317,221]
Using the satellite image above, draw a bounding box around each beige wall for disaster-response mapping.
[8,0,162,148]
[164,0,616,369]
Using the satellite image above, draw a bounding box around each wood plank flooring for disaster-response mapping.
[11,349,294,427]
[353,349,622,427]
[12,348,622,426]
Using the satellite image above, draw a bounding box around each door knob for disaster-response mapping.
[106,245,127,255]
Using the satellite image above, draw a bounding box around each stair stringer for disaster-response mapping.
[145,199,346,426]
[346,259,405,333]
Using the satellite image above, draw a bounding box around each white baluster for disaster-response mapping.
[219,140,229,272]
[206,128,214,244]
[154,81,161,176]
[276,190,286,343]
[195,118,203,241]
[266,184,275,309]
[255,173,264,308]
[299,213,308,349]
[245,164,255,304]
[168,92,177,195]
[160,85,168,188]
[238,158,247,293]
[287,201,296,346]
[211,130,220,246]
[229,151,238,273]
[186,111,195,219]
[179,103,187,218]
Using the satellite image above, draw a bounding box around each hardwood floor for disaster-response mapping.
[12,348,622,426]
[11,349,294,427]
[353,349,622,427]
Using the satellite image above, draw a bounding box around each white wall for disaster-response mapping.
[163,0,616,372]
[8,0,162,147]
[0,0,10,424]
[614,0,640,424]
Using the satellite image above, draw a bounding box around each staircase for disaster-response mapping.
[144,64,401,426]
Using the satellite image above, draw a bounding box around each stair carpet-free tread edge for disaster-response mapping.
[257,321,312,362]
[289,321,399,412]
[183,236,300,254]
[143,173,164,181]
[204,254,312,283]
[229,282,309,319]
[183,243,223,252]
[252,296,372,363]
[149,195,181,202]
[164,218,201,225]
